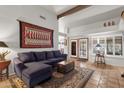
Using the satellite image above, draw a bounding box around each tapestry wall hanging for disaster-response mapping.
[19,21,53,48]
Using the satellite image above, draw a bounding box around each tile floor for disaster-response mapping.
[74,60,124,88]
[0,59,124,88]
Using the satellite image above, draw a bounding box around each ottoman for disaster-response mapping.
[57,61,75,74]
[22,63,52,87]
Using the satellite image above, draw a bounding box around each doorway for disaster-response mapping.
[79,38,88,59]
[70,40,77,57]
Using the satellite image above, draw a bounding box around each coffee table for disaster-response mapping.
[57,60,75,74]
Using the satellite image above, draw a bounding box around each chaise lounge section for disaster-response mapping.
[13,50,67,87]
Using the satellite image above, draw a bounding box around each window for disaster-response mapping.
[106,37,113,55]
[92,38,98,54]
[58,35,65,53]
[115,36,122,56]
[99,38,105,54]
[92,35,123,56]
[58,19,67,53]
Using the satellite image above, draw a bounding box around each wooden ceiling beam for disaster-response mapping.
[57,5,91,19]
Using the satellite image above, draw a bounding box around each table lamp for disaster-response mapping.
[0,41,10,61]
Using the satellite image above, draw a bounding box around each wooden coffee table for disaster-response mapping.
[57,60,75,74]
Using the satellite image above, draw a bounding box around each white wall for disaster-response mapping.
[119,17,124,30]
[58,18,68,54]
[69,17,120,36]
[68,17,124,67]
[58,18,67,34]
[0,5,58,74]
[63,5,123,25]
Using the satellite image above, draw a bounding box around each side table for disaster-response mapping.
[0,60,11,80]
[95,54,105,64]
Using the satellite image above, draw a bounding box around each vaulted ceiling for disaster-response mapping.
[42,5,124,28]
[42,5,77,15]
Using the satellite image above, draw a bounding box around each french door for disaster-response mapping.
[70,40,77,57]
[79,38,88,59]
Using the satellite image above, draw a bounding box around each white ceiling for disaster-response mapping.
[62,5,124,28]
[42,5,124,28]
[42,5,76,15]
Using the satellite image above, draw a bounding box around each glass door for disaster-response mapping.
[70,40,77,57]
[106,37,113,55]
[79,38,88,59]
[115,36,122,56]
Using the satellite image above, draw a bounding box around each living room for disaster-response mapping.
[0,3,124,90]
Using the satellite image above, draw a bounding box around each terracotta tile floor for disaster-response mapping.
[73,59,124,88]
[0,59,124,88]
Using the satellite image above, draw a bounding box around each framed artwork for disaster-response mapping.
[19,21,53,48]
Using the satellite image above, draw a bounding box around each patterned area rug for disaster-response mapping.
[0,67,94,88]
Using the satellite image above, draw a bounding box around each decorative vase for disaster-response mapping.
[0,51,10,61]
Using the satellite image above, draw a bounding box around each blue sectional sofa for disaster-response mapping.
[13,50,67,87]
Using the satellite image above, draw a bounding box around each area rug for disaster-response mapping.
[7,67,94,88]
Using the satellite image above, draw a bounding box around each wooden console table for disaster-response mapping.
[0,60,11,80]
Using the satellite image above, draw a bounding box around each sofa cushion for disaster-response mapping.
[50,58,64,62]
[48,58,58,64]
[56,57,65,61]
[46,51,54,59]
[53,50,62,58]
[37,59,57,65]
[33,52,46,61]
[18,52,36,63]
[38,60,51,64]
[24,62,38,67]
[24,61,48,67]
[22,63,52,79]
[40,58,64,65]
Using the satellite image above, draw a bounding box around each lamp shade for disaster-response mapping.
[0,41,8,47]
[95,44,102,54]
